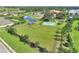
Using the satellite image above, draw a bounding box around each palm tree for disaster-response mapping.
[38,47,48,53]
[29,42,37,48]
[54,30,61,41]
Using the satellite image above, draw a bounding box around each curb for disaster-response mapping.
[0,23,14,28]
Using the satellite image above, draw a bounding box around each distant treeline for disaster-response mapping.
[0,6,79,12]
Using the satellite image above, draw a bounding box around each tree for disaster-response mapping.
[6,27,16,35]
[58,47,72,53]
[66,33,77,52]
[67,33,74,48]
[72,48,78,53]
[56,13,65,19]
[63,42,69,47]
[19,35,29,43]
[42,11,53,22]
[38,47,48,53]
[29,42,37,48]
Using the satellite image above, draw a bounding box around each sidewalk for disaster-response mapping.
[0,37,16,53]
[0,23,14,28]
[0,41,10,53]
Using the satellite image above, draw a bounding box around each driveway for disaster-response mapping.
[0,41,10,53]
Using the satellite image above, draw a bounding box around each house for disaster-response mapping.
[48,10,63,17]
[49,10,63,14]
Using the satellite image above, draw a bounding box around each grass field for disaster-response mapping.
[70,20,79,52]
[0,28,38,53]
[0,20,65,52]
[13,22,65,52]
[0,13,66,52]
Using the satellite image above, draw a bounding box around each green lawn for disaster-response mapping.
[0,28,38,53]
[13,22,65,52]
[70,20,79,52]
[0,21,65,52]
[0,12,66,52]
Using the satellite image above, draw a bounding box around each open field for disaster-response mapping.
[13,22,65,52]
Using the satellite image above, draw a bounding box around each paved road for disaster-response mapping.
[0,41,10,53]
[0,17,14,53]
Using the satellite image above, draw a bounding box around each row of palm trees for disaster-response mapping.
[57,18,77,53]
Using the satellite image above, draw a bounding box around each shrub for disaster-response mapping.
[6,27,16,35]
[19,35,29,43]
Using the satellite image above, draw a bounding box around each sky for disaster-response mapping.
[0,0,78,6]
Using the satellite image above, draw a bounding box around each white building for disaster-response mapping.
[69,9,79,18]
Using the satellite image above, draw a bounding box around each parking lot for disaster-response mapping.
[0,17,13,26]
